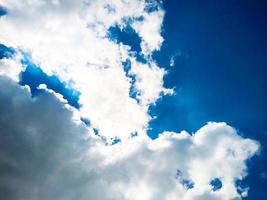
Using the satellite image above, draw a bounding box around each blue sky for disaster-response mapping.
[0,0,266,199]
[149,0,267,198]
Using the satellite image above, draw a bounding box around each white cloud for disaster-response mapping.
[0,77,259,200]
[129,58,173,106]
[0,1,261,199]
[0,0,169,139]
[132,9,165,55]
[0,54,23,81]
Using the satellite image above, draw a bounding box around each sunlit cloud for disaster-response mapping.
[0,0,260,199]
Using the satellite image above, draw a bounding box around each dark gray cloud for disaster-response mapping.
[0,77,93,200]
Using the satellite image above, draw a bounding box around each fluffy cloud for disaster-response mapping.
[0,54,23,81]
[0,77,259,200]
[0,0,261,199]
[132,9,165,55]
[129,58,173,106]
[0,44,23,81]
[0,0,169,139]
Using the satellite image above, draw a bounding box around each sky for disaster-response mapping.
[0,0,266,200]
[150,1,267,198]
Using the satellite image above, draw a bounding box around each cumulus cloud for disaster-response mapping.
[0,0,261,199]
[0,0,170,139]
[0,77,259,200]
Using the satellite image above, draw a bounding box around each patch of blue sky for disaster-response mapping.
[108,24,142,53]
[236,155,267,200]
[93,128,100,136]
[0,6,7,17]
[149,1,267,199]
[107,23,147,64]
[181,179,194,190]
[235,179,249,195]
[144,0,163,13]
[122,59,140,103]
[80,117,91,126]
[19,56,80,109]
[0,44,15,59]
[210,178,222,191]
[176,169,194,190]
[128,78,140,102]
[122,59,131,75]
[111,137,121,145]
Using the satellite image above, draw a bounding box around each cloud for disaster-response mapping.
[0,76,89,199]
[132,8,165,55]
[0,54,23,81]
[0,0,261,199]
[0,0,170,139]
[0,44,23,81]
[0,77,259,200]
[129,58,173,106]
